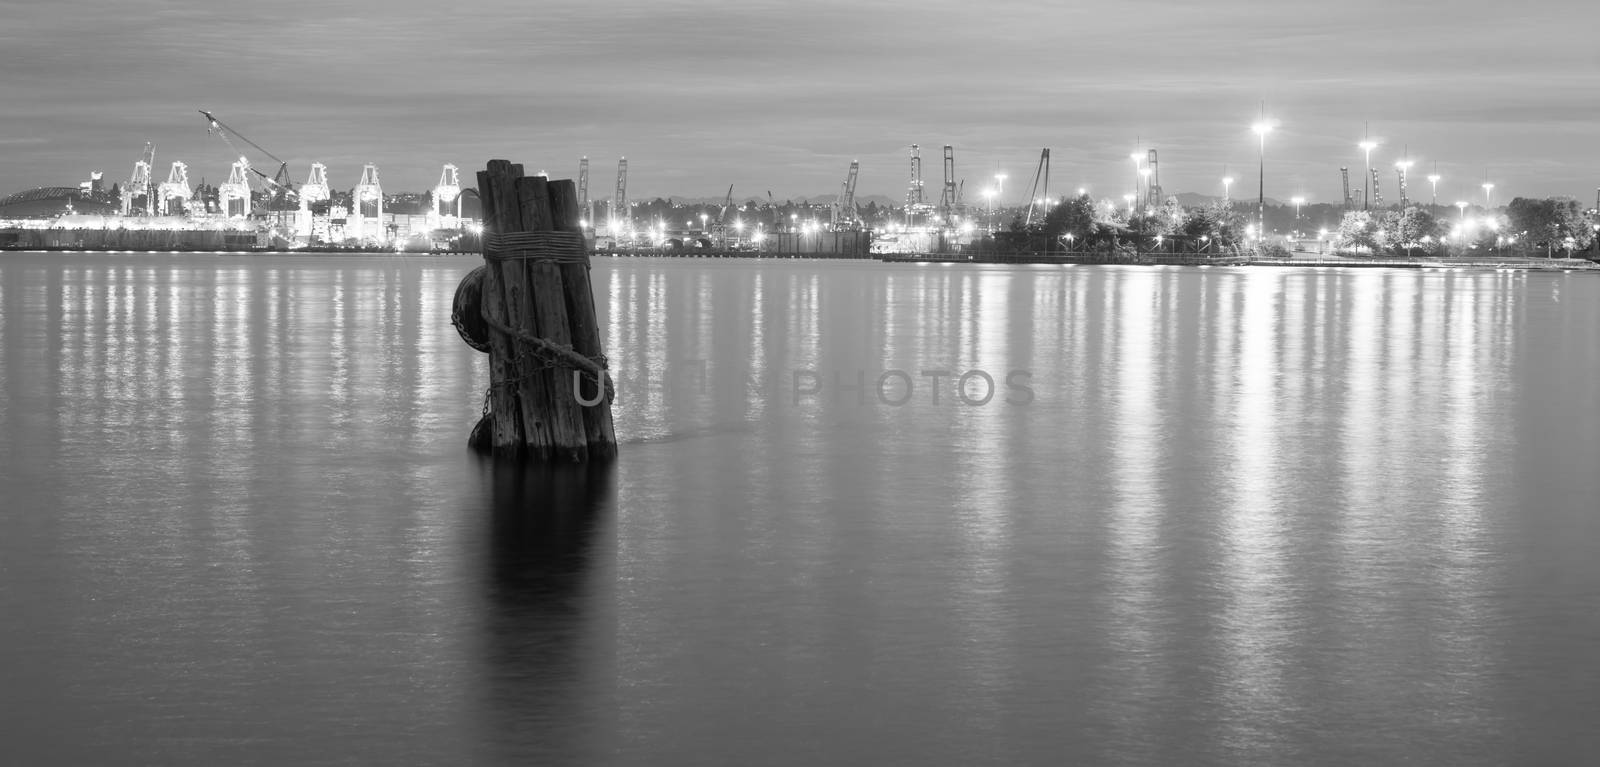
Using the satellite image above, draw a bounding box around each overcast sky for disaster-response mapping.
[2,0,1596,205]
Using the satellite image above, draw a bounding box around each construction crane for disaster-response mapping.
[197,109,294,209]
[1024,148,1051,226]
[1370,168,1383,208]
[1341,167,1352,209]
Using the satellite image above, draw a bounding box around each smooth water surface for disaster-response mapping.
[2,253,1598,765]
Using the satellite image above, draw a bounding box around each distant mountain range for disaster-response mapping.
[639,193,902,207]
[624,191,1314,208]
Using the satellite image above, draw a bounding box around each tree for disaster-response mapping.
[1378,207,1440,255]
[1507,196,1593,256]
[1039,193,1097,247]
[1336,211,1380,253]
[1176,203,1245,250]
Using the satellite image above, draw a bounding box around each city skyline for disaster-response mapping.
[2,0,1597,204]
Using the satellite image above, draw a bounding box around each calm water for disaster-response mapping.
[2,253,1598,765]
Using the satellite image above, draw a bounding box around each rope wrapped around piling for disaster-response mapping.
[483,231,590,264]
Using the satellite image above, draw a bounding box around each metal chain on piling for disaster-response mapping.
[477,230,614,406]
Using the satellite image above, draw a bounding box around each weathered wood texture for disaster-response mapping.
[465,160,616,461]
[550,180,618,458]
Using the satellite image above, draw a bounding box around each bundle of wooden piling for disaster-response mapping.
[454,160,616,461]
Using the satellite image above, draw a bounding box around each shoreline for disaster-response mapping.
[2,247,1596,271]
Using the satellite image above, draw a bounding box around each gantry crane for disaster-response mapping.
[611,158,628,234]
[122,142,156,216]
[938,145,957,226]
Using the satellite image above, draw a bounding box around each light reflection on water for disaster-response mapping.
[2,253,1599,765]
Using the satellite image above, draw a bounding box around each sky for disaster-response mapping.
[2,0,1598,206]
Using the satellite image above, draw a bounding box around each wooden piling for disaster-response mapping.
[460,159,617,461]
[549,180,618,458]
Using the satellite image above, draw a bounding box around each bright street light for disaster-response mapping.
[1481,182,1495,208]
[1253,119,1273,237]
[1395,160,1413,206]
[1291,196,1305,221]
[1427,174,1441,207]
[1222,176,1234,203]
[1130,153,1142,208]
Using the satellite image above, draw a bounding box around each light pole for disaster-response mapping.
[982,188,997,231]
[1291,196,1305,227]
[994,174,1007,210]
[1427,173,1441,207]
[1129,153,1142,209]
[1395,160,1413,207]
[1222,175,1234,204]
[1252,118,1272,238]
[1124,193,1135,216]
[1359,138,1378,210]
[1481,182,1494,209]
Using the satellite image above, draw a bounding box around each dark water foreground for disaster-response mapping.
[2,253,1598,765]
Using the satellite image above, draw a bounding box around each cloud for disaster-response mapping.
[1,0,1595,201]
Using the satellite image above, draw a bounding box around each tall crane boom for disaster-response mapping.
[836,161,859,228]
[1025,148,1050,226]
[939,145,956,223]
[198,109,293,206]
[1341,167,1352,209]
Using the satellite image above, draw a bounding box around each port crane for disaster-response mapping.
[938,145,957,226]
[711,184,735,246]
[123,142,156,216]
[198,109,295,210]
[833,161,859,230]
